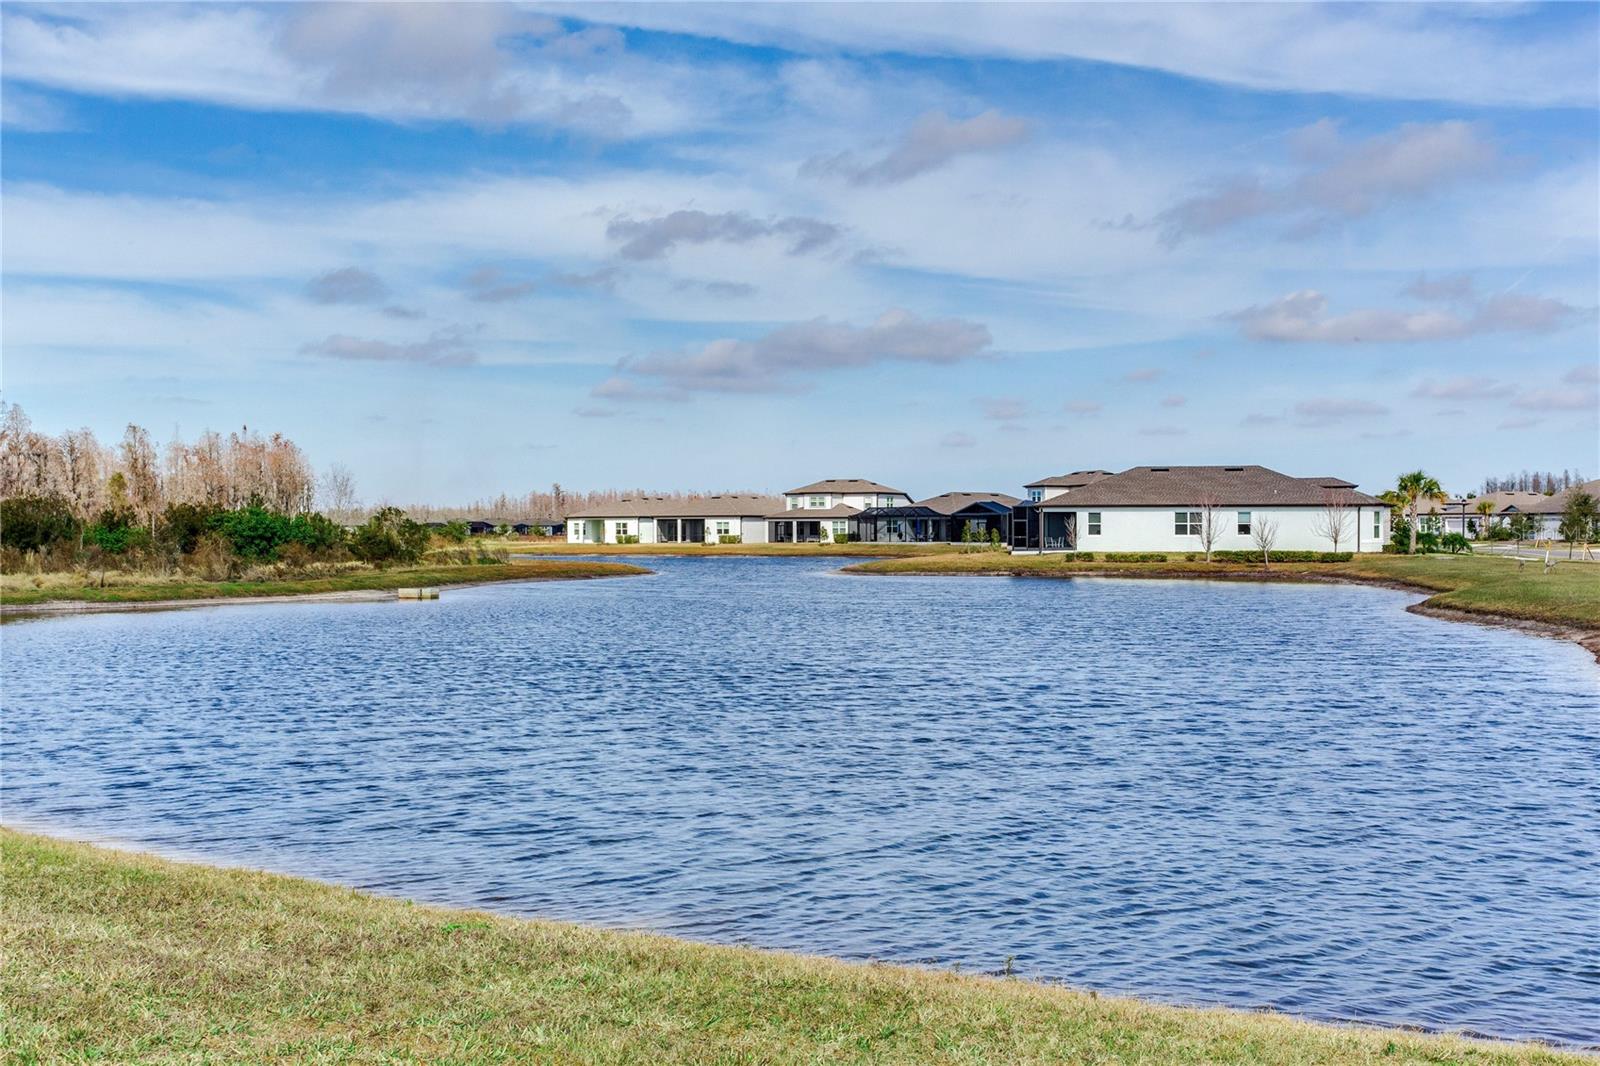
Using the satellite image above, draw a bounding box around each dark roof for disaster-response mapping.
[567,494,778,519]
[1024,470,1114,489]
[784,479,908,496]
[1035,466,1380,507]
[913,491,1021,515]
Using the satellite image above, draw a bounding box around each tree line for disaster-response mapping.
[1480,469,1588,495]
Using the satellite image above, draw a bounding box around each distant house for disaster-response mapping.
[1013,465,1387,553]
[767,479,912,543]
[510,523,534,536]
[855,492,1020,544]
[1419,480,1598,539]
[567,495,778,544]
[465,520,497,536]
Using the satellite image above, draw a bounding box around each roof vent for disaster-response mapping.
[1149,467,1169,472]
[1224,467,1244,472]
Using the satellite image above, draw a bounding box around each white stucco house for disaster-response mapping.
[1415,482,1596,540]
[1012,465,1389,553]
[766,479,912,543]
[567,495,777,545]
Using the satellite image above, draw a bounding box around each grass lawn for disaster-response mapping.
[0,559,647,609]
[845,552,1600,632]
[2,829,1580,1065]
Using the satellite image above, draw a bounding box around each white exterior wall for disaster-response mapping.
[566,515,768,544]
[1055,505,1389,553]
[782,491,910,510]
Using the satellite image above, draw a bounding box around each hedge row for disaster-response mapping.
[1195,550,1354,563]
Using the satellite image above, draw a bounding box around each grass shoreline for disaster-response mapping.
[0,559,649,614]
[2,828,1583,1064]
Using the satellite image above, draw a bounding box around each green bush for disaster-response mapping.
[718,534,742,544]
[439,521,469,544]
[1104,552,1169,562]
[1205,550,1354,563]
[349,507,429,565]
[285,512,344,553]
[616,535,640,545]
[212,505,292,561]
[86,509,148,556]
[0,495,79,551]
[158,502,223,555]
[1441,533,1473,554]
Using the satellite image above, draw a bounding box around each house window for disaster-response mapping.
[1175,511,1201,536]
[808,495,826,509]
[1086,512,1101,535]
[1237,511,1251,535]
[1029,489,1043,503]
[788,497,801,510]
[1373,511,1381,538]
[831,520,848,538]
[715,521,730,536]
[613,521,628,539]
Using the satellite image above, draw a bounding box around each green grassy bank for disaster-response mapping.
[0,559,647,609]
[1,830,1579,1065]
[845,552,1600,634]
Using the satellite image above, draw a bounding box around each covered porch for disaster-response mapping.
[769,518,828,543]
[653,517,707,544]
[1009,504,1076,552]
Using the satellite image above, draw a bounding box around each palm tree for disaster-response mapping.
[1474,498,1495,540]
[1391,470,1448,554]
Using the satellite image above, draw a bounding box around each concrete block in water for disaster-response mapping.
[396,587,440,600]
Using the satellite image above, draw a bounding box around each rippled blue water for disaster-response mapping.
[4,557,1597,1044]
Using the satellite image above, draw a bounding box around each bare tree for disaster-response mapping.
[1195,494,1224,562]
[1311,490,1352,553]
[1251,515,1279,568]
[319,463,359,523]
[120,423,161,534]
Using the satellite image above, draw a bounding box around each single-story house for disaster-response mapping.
[855,492,1020,544]
[1417,482,1597,539]
[767,479,911,543]
[567,495,778,545]
[1012,465,1388,553]
[466,519,497,536]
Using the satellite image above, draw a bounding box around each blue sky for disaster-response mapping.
[3,2,1596,504]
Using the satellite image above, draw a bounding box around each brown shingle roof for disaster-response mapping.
[1023,470,1113,489]
[567,494,779,519]
[1035,466,1380,507]
[784,478,908,496]
[913,491,1021,515]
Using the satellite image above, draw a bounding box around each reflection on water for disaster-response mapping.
[4,558,1597,1044]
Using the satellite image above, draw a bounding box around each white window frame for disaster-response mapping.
[1373,510,1382,538]
[715,521,730,536]
[1175,511,1201,536]
[1237,511,1252,536]
[1028,489,1043,503]
[613,521,629,539]
[1086,512,1101,536]
[808,495,827,509]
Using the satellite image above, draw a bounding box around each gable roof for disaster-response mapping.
[913,491,1021,515]
[785,479,908,496]
[1024,470,1113,489]
[1036,466,1380,507]
[764,503,862,519]
[567,494,778,519]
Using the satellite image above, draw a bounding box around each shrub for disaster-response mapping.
[439,521,469,543]
[212,505,292,561]
[86,509,148,557]
[1206,550,1354,563]
[348,507,429,565]
[616,535,640,545]
[0,496,79,552]
[1441,532,1473,555]
[186,532,238,580]
[157,502,223,556]
[1104,552,1169,562]
[718,534,742,544]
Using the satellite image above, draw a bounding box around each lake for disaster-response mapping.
[3,557,1596,1045]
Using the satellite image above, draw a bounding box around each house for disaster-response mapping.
[1417,482,1596,539]
[766,479,912,543]
[510,522,534,536]
[465,519,497,536]
[1012,465,1388,553]
[855,492,1020,544]
[566,495,778,545]
[1022,471,1113,503]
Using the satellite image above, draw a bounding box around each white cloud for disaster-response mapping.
[1158,121,1498,244]
[978,396,1028,422]
[606,210,842,260]
[305,266,388,305]
[301,326,479,367]
[801,109,1029,186]
[616,309,991,395]
[1230,288,1583,343]
[1410,376,1513,401]
[1294,398,1390,426]
[1,86,74,131]
[543,3,1599,108]
[939,431,976,449]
